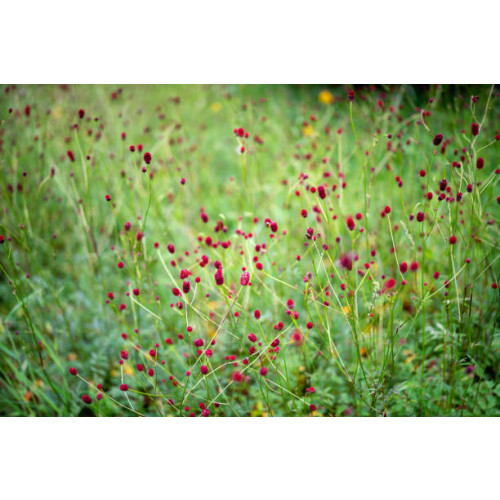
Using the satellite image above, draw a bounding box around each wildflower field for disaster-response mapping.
[1,84,499,417]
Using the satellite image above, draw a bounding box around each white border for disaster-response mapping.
[0,418,498,499]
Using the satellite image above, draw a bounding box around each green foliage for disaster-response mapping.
[0,84,498,416]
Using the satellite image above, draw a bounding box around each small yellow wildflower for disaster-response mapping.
[302,124,314,137]
[318,90,334,104]
[210,102,222,113]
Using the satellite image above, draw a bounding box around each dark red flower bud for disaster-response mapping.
[433,133,443,146]
[214,269,224,286]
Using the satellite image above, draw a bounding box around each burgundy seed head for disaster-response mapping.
[433,133,443,146]
[240,271,250,286]
[214,269,224,286]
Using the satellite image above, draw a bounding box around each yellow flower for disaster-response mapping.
[210,102,222,113]
[302,124,314,137]
[318,90,334,104]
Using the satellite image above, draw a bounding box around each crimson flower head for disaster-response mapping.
[339,253,353,271]
[240,271,250,286]
[471,123,479,136]
[78,109,85,119]
[214,269,224,286]
[69,367,78,376]
[346,217,355,231]
[67,150,75,162]
[433,133,443,146]
[143,152,152,164]
[348,90,355,102]
[384,278,396,291]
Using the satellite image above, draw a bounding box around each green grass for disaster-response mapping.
[0,84,498,416]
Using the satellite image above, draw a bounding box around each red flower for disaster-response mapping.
[433,133,443,146]
[384,278,396,290]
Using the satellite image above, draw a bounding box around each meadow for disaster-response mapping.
[0,84,498,417]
